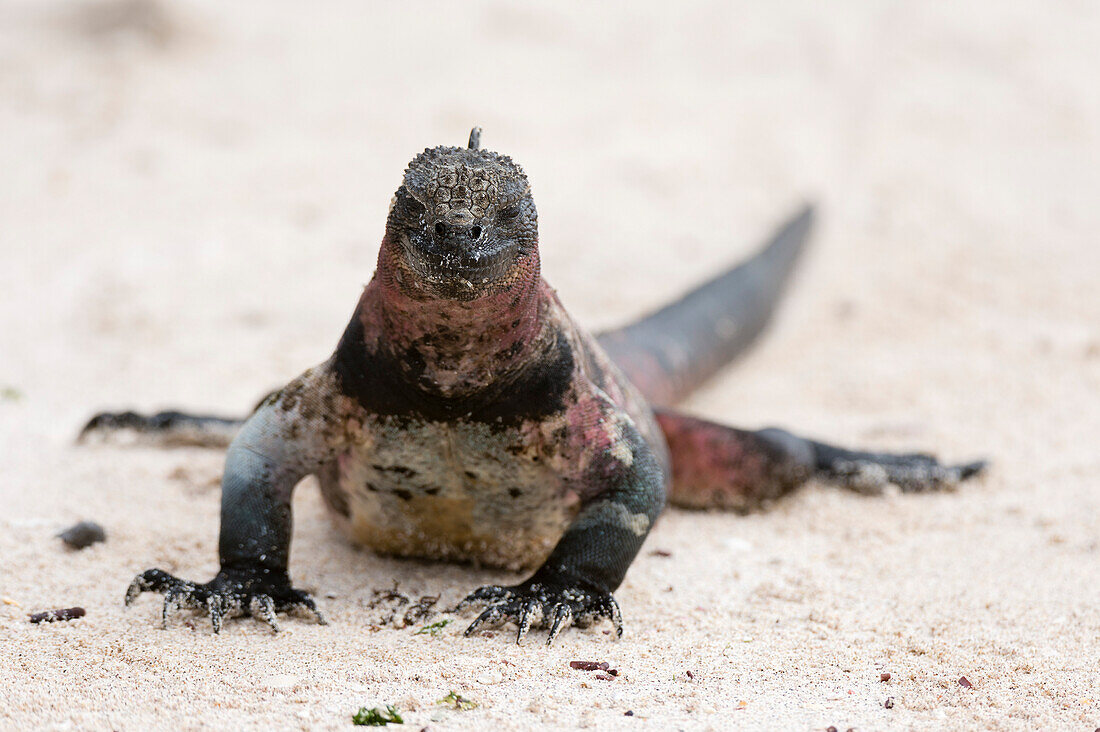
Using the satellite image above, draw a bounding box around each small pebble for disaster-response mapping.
[958,676,973,689]
[880,673,891,682]
[57,521,106,550]
[476,669,503,685]
[884,697,894,709]
[29,607,85,623]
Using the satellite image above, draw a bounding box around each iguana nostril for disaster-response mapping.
[470,225,482,240]
[434,221,446,237]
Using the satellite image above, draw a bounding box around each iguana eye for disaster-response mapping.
[498,206,521,222]
[400,194,425,220]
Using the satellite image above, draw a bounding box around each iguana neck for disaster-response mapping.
[354,235,548,397]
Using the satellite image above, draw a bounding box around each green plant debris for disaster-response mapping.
[352,705,403,726]
[436,691,478,711]
[414,619,451,636]
[1,386,22,402]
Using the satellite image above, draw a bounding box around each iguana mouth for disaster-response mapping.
[405,243,517,293]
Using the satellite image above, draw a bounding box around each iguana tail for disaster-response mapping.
[598,204,813,406]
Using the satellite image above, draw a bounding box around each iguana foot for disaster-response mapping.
[124,567,326,633]
[816,448,987,494]
[458,571,623,646]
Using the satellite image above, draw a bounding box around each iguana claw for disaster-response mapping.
[125,567,326,633]
[459,572,622,646]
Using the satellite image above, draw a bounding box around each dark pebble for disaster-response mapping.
[884,697,894,709]
[29,607,86,623]
[57,521,106,550]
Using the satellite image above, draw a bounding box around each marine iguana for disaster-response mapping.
[85,128,985,643]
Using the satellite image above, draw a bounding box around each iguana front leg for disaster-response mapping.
[125,370,336,632]
[460,423,667,645]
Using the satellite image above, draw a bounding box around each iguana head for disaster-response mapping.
[383,128,540,302]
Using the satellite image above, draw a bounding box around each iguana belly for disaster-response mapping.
[319,417,581,571]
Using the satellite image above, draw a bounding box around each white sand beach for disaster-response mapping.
[2,1,1098,729]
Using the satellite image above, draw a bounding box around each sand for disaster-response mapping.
[2,1,1099,729]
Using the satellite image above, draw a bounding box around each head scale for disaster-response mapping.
[384,128,539,301]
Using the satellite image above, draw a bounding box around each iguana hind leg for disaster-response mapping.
[657,410,986,511]
[78,390,279,448]
[79,410,245,448]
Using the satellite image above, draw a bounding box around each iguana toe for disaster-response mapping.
[460,573,623,646]
[124,567,324,633]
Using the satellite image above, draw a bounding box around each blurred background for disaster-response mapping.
[2,0,1096,437]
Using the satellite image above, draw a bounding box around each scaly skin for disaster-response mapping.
[124,132,670,643]
[118,130,986,642]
